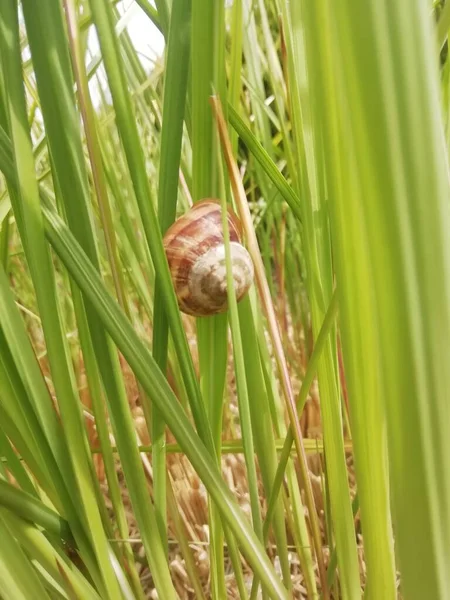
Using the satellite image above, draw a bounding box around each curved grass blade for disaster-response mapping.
[0,480,72,544]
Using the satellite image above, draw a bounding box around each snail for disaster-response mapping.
[163,199,254,317]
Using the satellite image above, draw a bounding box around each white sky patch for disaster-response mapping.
[88,0,165,106]
[125,2,165,64]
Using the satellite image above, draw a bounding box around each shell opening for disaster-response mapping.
[187,242,254,316]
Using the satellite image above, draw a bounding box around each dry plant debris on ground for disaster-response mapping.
[89,317,360,599]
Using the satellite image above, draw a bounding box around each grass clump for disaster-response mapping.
[0,1,449,598]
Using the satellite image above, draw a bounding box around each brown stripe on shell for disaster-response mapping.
[164,200,241,280]
[164,200,241,247]
[164,201,220,241]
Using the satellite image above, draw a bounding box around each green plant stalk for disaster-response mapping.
[72,291,145,599]
[0,342,56,501]
[227,0,243,156]
[437,0,450,51]
[78,0,122,31]
[326,495,360,591]
[238,297,292,595]
[214,103,251,600]
[65,0,129,313]
[99,137,151,274]
[0,429,36,496]
[213,92,328,598]
[153,0,170,37]
[0,8,69,510]
[283,471,318,600]
[228,105,302,223]
[0,209,10,269]
[0,479,72,544]
[258,217,276,298]
[0,279,104,584]
[152,0,191,552]
[191,1,231,596]
[215,96,297,600]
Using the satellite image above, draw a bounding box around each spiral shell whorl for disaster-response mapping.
[163,200,254,317]
[187,242,254,315]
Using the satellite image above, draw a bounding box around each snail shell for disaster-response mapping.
[163,200,254,317]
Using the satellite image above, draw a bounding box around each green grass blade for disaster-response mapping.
[228,104,302,223]
[227,0,243,156]
[0,513,50,599]
[8,0,174,594]
[219,194,264,555]
[0,428,36,496]
[191,1,232,596]
[238,296,292,594]
[152,0,191,550]
[0,480,71,543]
[153,0,170,37]
[2,511,101,600]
